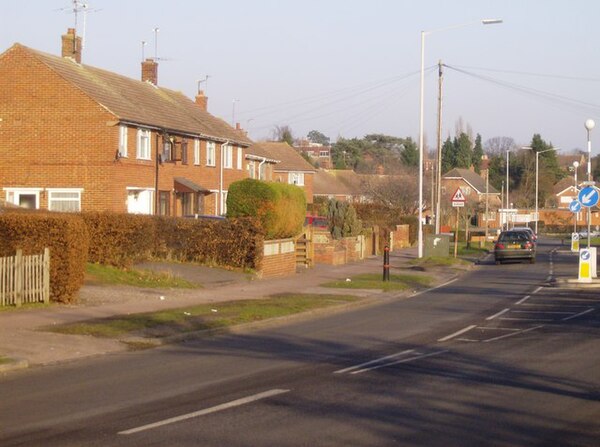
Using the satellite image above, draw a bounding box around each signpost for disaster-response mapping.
[571,232,580,252]
[451,187,466,257]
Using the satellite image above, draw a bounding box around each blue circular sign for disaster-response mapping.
[569,199,582,213]
[578,186,599,208]
[581,249,591,261]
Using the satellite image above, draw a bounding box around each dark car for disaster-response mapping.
[494,230,536,264]
[512,226,537,243]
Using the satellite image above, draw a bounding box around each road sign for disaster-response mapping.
[578,186,599,208]
[569,199,582,213]
[451,187,466,203]
[571,232,580,252]
[579,248,592,283]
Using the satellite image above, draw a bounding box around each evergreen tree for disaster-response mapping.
[472,134,484,173]
[400,137,418,167]
[441,137,454,174]
[454,132,472,169]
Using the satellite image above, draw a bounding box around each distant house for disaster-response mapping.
[0,29,252,216]
[553,177,579,209]
[441,168,501,207]
[312,170,354,202]
[295,140,332,169]
[247,142,316,203]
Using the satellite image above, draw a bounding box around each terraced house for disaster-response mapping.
[0,29,252,216]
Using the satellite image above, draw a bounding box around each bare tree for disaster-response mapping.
[359,166,424,215]
[484,136,517,156]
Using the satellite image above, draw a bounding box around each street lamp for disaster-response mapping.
[573,160,579,234]
[417,18,502,258]
[585,118,595,248]
[522,146,559,234]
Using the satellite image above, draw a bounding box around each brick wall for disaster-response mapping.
[312,230,365,265]
[390,224,410,249]
[258,238,297,278]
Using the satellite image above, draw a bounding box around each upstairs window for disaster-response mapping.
[137,128,151,160]
[162,140,172,162]
[237,147,243,170]
[288,172,304,186]
[118,125,128,157]
[206,141,216,166]
[223,144,233,169]
[181,140,188,165]
[194,139,200,165]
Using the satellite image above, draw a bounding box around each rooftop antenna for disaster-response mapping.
[197,75,211,94]
[141,40,146,61]
[57,1,101,60]
[153,27,159,60]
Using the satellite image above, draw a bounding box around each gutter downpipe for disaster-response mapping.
[219,140,230,215]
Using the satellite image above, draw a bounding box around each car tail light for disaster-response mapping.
[525,242,532,249]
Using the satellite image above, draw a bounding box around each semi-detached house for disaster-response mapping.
[0,29,252,216]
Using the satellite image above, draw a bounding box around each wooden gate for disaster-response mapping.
[0,248,50,307]
[295,227,314,268]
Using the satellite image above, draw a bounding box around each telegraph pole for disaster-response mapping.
[435,60,444,234]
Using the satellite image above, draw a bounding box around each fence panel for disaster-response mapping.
[0,248,50,307]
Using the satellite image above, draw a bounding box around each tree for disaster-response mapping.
[454,132,472,169]
[484,136,516,156]
[307,130,330,146]
[272,125,294,146]
[400,137,418,167]
[441,137,455,174]
[327,199,362,239]
[472,134,484,173]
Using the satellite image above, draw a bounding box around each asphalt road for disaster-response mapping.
[1,238,598,446]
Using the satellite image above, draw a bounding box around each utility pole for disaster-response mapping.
[435,60,444,234]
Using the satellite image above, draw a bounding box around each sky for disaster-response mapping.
[2,0,600,154]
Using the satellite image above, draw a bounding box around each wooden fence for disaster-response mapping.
[0,248,50,307]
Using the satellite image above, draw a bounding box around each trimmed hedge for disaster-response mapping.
[82,212,156,267]
[226,179,306,239]
[0,213,88,304]
[154,216,264,269]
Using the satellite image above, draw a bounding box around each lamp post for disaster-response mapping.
[573,160,579,234]
[585,118,595,248]
[417,18,502,258]
[522,146,559,234]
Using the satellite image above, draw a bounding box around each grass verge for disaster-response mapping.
[43,293,360,339]
[321,273,432,292]
[85,263,199,289]
[0,356,11,365]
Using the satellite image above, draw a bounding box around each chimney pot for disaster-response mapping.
[195,90,208,111]
[141,58,158,85]
[61,28,82,63]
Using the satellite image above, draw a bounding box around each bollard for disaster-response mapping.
[383,245,390,282]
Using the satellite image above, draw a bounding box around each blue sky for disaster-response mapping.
[3,0,600,153]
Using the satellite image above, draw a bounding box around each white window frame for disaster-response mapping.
[223,144,233,169]
[136,128,151,160]
[194,138,200,165]
[47,188,83,212]
[3,187,42,209]
[118,125,128,157]
[248,161,256,179]
[237,147,243,170]
[206,141,216,167]
[288,172,305,186]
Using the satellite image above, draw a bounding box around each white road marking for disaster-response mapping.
[483,325,544,342]
[532,286,543,294]
[118,389,290,435]
[562,308,595,321]
[351,350,448,374]
[519,303,590,308]
[476,326,520,331]
[334,349,415,374]
[486,308,510,321]
[499,317,554,322]
[516,295,531,304]
[438,325,476,342]
[510,310,574,315]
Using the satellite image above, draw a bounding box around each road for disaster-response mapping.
[1,238,598,446]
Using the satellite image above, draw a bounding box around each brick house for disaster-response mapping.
[246,142,316,203]
[0,29,252,216]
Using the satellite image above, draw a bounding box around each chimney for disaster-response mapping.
[61,28,82,63]
[195,90,208,111]
[141,58,158,85]
[235,123,241,130]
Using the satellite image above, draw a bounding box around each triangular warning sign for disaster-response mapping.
[451,187,466,202]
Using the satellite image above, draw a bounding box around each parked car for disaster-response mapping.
[578,229,600,238]
[304,215,328,229]
[512,226,537,243]
[494,230,536,264]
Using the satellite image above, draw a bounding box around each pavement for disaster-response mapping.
[0,247,467,374]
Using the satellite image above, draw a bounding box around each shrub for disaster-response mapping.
[0,213,88,304]
[227,179,306,239]
[354,203,417,244]
[327,199,362,239]
[81,212,156,268]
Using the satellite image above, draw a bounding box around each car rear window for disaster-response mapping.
[499,232,530,243]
